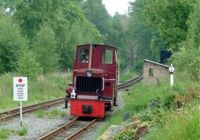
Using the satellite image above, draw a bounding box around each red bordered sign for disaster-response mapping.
[13,77,28,101]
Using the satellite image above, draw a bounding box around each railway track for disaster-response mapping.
[0,97,65,122]
[0,75,143,122]
[37,117,97,140]
[118,74,143,90]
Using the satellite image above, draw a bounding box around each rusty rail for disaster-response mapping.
[118,75,143,90]
[37,118,97,140]
[0,75,142,122]
[0,97,65,122]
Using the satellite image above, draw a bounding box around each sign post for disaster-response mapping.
[169,64,175,86]
[13,77,28,126]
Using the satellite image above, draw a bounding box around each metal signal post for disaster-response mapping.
[169,64,175,86]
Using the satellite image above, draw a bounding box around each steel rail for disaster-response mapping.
[0,97,65,122]
[118,75,143,90]
[37,117,78,140]
[65,119,97,140]
[0,75,143,122]
[37,118,96,140]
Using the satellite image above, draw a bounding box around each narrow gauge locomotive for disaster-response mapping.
[66,44,118,118]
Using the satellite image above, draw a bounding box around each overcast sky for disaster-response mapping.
[102,0,134,16]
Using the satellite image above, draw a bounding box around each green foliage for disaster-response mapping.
[33,26,58,74]
[0,15,28,74]
[142,0,192,50]
[15,0,64,39]
[144,107,200,140]
[133,60,144,73]
[96,110,123,137]
[14,0,103,70]
[0,72,70,111]
[172,1,200,81]
[127,0,158,66]
[82,0,111,40]
[119,71,136,83]
[163,94,176,109]
[172,47,200,81]
[82,0,128,70]
[113,128,134,140]
[127,0,194,71]
[15,127,27,136]
[35,109,66,118]
[17,48,42,79]
[0,129,10,139]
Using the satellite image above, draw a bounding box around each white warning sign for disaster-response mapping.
[13,77,28,101]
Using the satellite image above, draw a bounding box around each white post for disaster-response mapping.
[20,101,23,126]
[169,64,175,87]
[170,73,174,86]
[118,70,120,85]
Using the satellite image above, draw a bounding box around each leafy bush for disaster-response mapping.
[16,127,27,136]
[172,47,200,81]
[17,49,42,79]
[144,107,200,140]
[0,16,28,74]
[172,1,200,82]
[113,128,134,140]
[0,129,10,139]
[162,94,176,109]
[134,60,144,73]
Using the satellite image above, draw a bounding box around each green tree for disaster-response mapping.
[17,48,42,79]
[173,1,200,81]
[127,0,193,71]
[58,1,102,70]
[82,0,111,42]
[33,26,58,74]
[142,0,192,51]
[126,0,153,70]
[82,0,129,70]
[0,15,28,74]
[15,0,102,70]
[14,0,65,39]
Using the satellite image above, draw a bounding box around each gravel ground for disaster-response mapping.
[0,106,69,140]
[0,92,124,140]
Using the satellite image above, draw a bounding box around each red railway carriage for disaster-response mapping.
[66,44,118,118]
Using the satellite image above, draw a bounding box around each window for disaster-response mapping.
[78,48,89,63]
[149,68,154,77]
[102,49,113,64]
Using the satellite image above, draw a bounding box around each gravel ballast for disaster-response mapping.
[0,106,68,140]
[0,92,124,140]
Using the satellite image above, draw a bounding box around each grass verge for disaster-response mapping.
[0,129,10,140]
[0,72,71,112]
[97,74,200,139]
[35,109,66,118]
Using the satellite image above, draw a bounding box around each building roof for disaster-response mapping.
[144,59,169,68]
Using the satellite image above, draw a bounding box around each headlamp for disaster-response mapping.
[86,70,92,77]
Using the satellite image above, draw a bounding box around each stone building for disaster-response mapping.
[143,59,169,85]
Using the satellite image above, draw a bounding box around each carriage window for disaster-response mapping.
[78,48,89,63]
[102,49,113,64]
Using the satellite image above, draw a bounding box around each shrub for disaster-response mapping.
[113,128,134,140]
[17,49,42,79]
[163,94,176,109]
[0,129,10,139]
[16,127,27,136]
[144,107,200,140]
